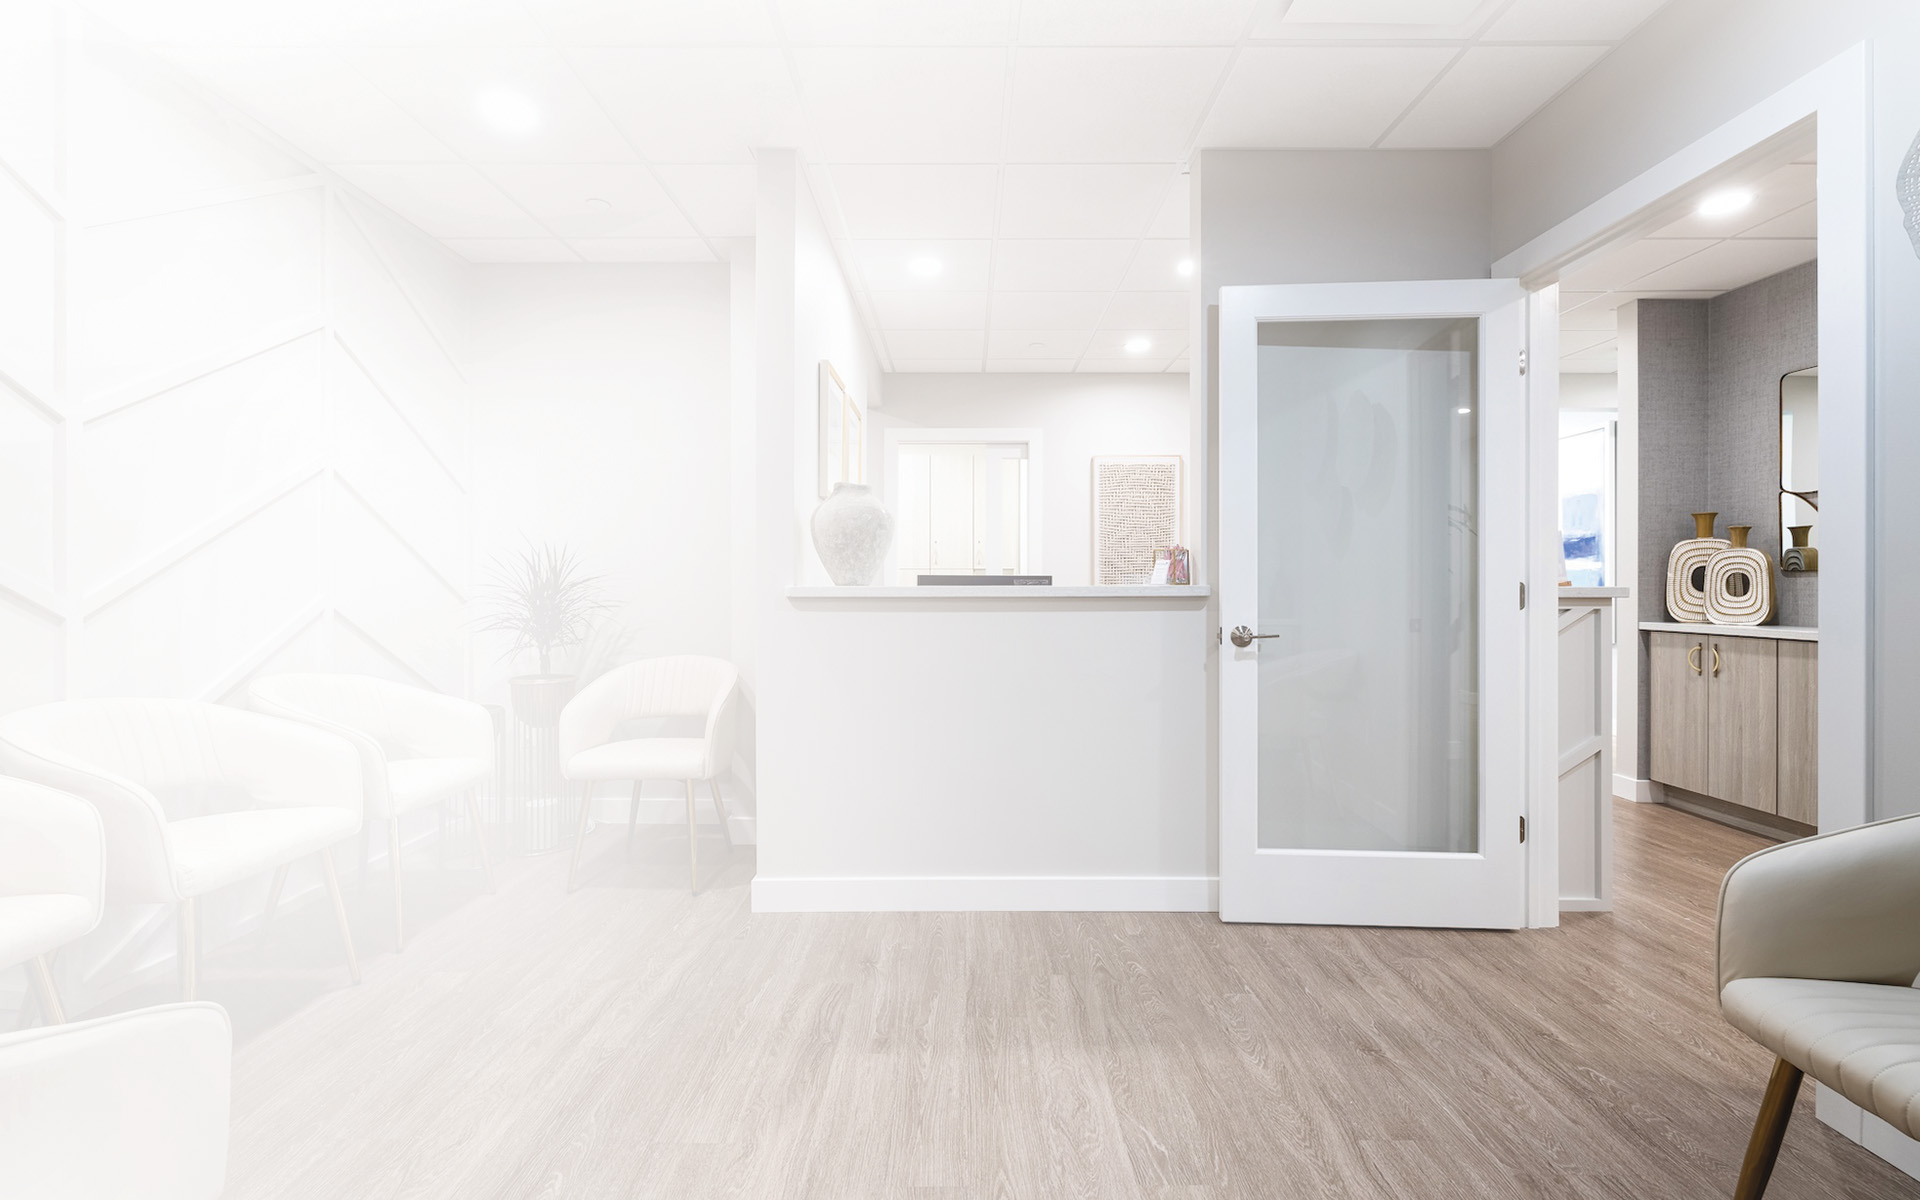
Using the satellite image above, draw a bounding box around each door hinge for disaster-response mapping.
[1518,349,1528,376]
[1519,815,1528,843]
[1519,581,1527,610]
[1216,625,1223,645]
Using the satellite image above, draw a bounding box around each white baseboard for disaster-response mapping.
[1818,1085,1920,1180]
[751,874,1218,913]
[1559,897,1613,912]
[1614,774,1657,803]
[587,796,756,844]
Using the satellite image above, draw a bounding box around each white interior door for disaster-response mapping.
[1218,279,1530,928]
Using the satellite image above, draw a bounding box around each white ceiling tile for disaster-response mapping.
[855,240,994,290]
[1630,238,1817,292]
[345,47,636,163]
[891,359,989,372]
[794,49,1007,162]
[1559,238,1716,292]
[1649,164,1816,238]
[443,238,579,263]
[1561,346,1619,373]
[335,163,547,237]
[532,0,779,45]
[1276,0,1489,26]
[1017,0,1257,45]
[1741,202,1817,240]
[167,48,457,163]
[1119,239,1192,290]
[1558,290,1605,310]
[1381,45,1606,148]
[1166,357,1190,372]
[1560,328,1615,357]
[1199,47,1455,148]
[869,291,991,329]
[1481,0,1673,42]
[486,164,696,237]
[568,49,803,163]
[775,0,1015,44]
[819,165,1000,239]
[1004,49,1230,163]
[997,165,1172,238]
[989,292,1112,329]
[1103,292,1190,328]
[570,238,717,262]
[653,164,757,238]
[987,359,1079,372]
[1559,303,1617,333]
[987,329,1095,358]
[1086,328,1187,357]
[84,0,543,47]
[887,330,986,359]
[1145,175,1191,239]
[1078,356,1178,372]
[991,240,1136,290]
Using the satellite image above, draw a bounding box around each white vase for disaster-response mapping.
[811,483,894,586]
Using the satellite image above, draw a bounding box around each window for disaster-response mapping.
[887,432,1041,584]
[1558,412,1616,586]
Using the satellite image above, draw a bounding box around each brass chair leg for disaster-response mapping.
[389,818,406,952]
[566,779,593,892]
[1734,1058,1804,1200]
[465,789,496,893]
[318,847,361,985]
[177,897,199,1002]
[708,778,733,850]
[685,779,698,895]
[29,955,65,1024]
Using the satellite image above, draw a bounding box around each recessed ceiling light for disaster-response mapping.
[908,255,943,279]
[1697,188,1755,218]
[474,86,541,136]
[1176,257,1195,278]
[1125,336,1151,354]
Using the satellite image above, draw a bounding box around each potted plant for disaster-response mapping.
[477,542,610,729]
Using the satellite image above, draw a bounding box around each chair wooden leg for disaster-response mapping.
[566,780,594,892]
[627,782,642,855]
[707,778,733,850]
[318,847,361,985]
[1734,1058,1804,1200]
[389,818,406,952]
[28,955,65,1024]
[465,789,496,894]
[177,897,199,1002]
[685,779,699,895]
[259,863,290,947]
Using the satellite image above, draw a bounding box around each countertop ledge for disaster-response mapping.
[787,585,1212,600]
[1640,620,1818,642]
[1558,587,1630,599]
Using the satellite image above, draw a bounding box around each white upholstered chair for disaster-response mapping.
[0,1001,231,1200]
[248,673,495,951]
[0,778,104,1024]
[560,656,738,893]
[0,700,364,1000]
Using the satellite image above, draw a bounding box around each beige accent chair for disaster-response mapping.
[560,656,738,893]
[1717,813,1920,1198]
[249,673,495,951]
[0,779,104,1024]
[0,1001,231,1200]
[0,700,364,1000]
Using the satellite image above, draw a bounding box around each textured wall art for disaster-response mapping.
[1092,456,1181,586]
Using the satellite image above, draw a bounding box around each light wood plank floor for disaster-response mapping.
[206,803,1920,1199]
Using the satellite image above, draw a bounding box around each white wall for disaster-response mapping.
[1560,373,1619,410]
[873,373,1190,587]
[0,4,473,1008]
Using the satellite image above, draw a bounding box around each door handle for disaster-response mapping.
[1712,645,1722,677]
[1229,626,1279,648]
[1688,643,1702,675]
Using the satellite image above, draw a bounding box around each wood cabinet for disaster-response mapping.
[1648,631,1816,822]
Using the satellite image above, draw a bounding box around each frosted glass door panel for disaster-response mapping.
[1255,317,1479,854]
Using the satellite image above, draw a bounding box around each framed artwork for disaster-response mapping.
[817,361,864,497]
[1092,455,1182,585]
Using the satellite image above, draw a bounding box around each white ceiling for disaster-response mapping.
[83,0,1681,373]
[1558,156,1817,375]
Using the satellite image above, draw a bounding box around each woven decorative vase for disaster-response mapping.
[1705,525,1776,626]
[1783,524,1819,573]
[1665,512,1728,623]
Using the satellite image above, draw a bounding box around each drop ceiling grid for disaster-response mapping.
[128,0,1687,372]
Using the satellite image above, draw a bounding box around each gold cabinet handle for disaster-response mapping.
[1688,644,1702,675]
[1712,645,1722,676]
